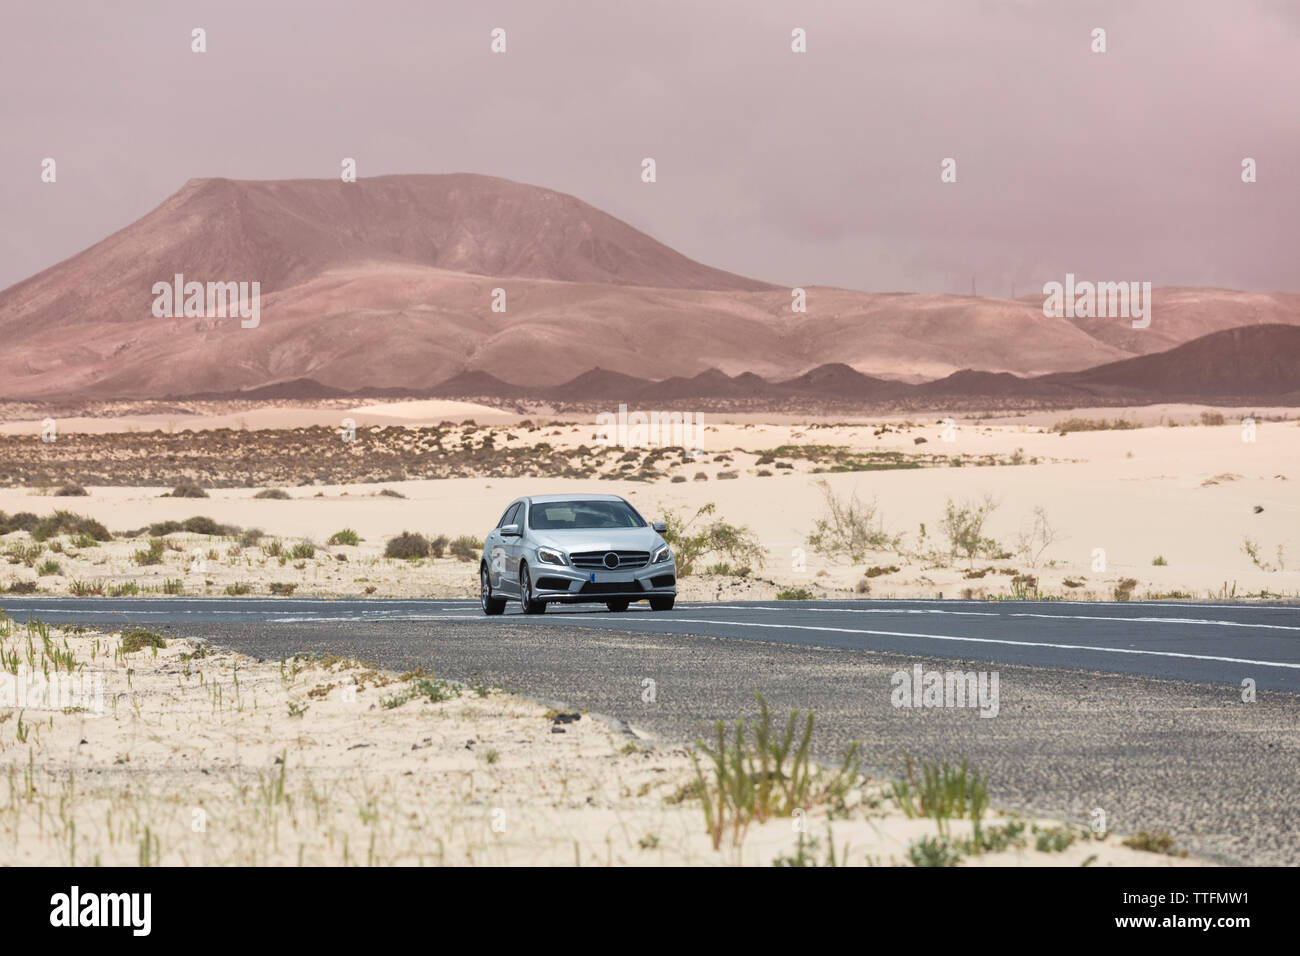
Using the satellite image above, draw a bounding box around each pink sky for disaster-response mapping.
[1,0,1297,295]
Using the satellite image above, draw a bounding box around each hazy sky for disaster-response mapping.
[2,0,1297,295]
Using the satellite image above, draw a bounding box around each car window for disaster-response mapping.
[529,499,646,530]
[497,503,519,528]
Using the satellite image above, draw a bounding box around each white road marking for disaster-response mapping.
[706,604,1300,632]
[709,599,1300,612]
[565,615,1300,670]
[267,615,483,623]
[709,604,1001,616]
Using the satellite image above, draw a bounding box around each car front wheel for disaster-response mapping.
[605,599,630,612]
[519,565,546,614]
[649,596,675,611]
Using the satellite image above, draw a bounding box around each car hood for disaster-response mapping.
[531,527,666,554]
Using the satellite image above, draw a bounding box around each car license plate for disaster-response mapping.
[590,572,632,583]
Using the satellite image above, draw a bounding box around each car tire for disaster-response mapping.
[481,565,506,616]
[649,596,675,611]
[605,599,630,612]
[519,564,546,614]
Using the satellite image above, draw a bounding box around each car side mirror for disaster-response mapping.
[500,523,521,537]
[652,521,667,533]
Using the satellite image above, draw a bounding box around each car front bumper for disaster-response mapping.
[529,562,676,602]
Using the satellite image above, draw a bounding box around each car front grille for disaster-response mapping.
[579,580,644,595]
[569,550,650,570]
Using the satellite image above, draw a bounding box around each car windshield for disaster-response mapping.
[528,499,646,530]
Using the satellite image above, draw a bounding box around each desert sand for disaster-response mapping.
[0,404,1295,603]
[0,399,517,436]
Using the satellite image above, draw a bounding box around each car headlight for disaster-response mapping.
[537,546,567,566]
[652,545,671,565]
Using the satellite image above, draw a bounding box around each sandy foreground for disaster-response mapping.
[0,618,1201,866]
[0,403,1296,601]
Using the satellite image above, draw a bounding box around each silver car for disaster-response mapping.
[479,494,677,615]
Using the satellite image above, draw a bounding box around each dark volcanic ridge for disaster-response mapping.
[157,324,1300,410]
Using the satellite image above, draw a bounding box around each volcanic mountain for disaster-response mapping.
[2,173,1298,401]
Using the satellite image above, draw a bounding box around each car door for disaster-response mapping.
[501,501,525,589]
[487,502,519,594]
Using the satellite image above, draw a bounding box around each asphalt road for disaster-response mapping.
[4,596,1299,689]
[4,596,1298,863]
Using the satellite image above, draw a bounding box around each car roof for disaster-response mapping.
[525,493,627,504]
